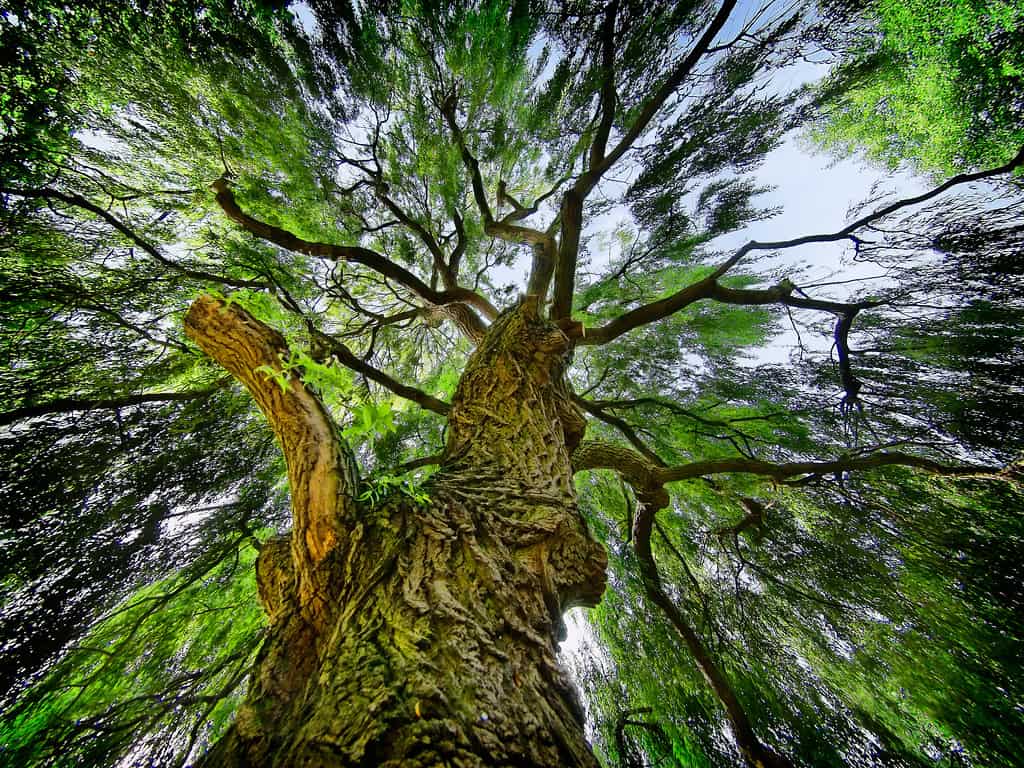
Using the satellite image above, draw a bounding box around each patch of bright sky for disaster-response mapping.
[558,606,616,742]
[291,2,318,38]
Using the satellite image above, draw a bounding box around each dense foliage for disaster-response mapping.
[813,0,1024,175]
[1,0,1022,766]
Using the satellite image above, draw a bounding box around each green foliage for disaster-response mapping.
[575,467,1024,767]
[358,471,433,508]
[0,537,267,767]
[1,0,1022,766]
[812,0,1024,175]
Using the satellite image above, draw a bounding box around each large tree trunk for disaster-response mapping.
[187,296,607,767]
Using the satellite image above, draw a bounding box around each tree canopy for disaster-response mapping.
[1,0,1022,766]
[812,0,1024,175]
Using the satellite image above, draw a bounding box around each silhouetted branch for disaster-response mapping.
[0,383,225,427]
[1,186,267,289]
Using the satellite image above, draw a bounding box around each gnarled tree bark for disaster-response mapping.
[186,295,607,767]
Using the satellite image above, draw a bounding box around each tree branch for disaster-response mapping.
[376,190,498,319]
[438,95,560,300]
[613,706,668,768]
[575,438,1007,487]
[572,147,1024,345]
[550,0,739,320]
[0,186,267,289]
[311,329,450,416]
[0,385,224,427]
[708,145,1024,279]
[632,494,792,768]
[589,0,620,169]
[575,395,665,467]
[576,275,884,346]
[497,177,568,224]
[184,295,360,618]
[210,179,492,338]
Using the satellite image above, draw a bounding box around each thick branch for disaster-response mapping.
[184,295,359,612]
[577,276,883,346]
[575,276,716,344]
[211,180,492,336]
[550,190,583,321]
[551,0,739,319]
[574,439,1006,487]
[0,386,223,427]
[450,209,467,277]
[709,145,1024,279]
[589,0,620,169]
[585,0,739,191]
[833,311,862,410]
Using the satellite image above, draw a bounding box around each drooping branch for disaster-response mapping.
[210,179,492,338]
[705,282,877,409]
[574,438,1008,487]
[0,384,225,427]
[832,310,862,412]
[1,186,267,289]
[184,295,359,617]
[632,495,793,768]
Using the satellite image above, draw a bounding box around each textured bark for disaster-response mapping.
[190,295,607,767]
[185,296,358,624]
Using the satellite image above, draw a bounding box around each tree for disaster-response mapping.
[1,1,1022,766]
[811,0,1024,176]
